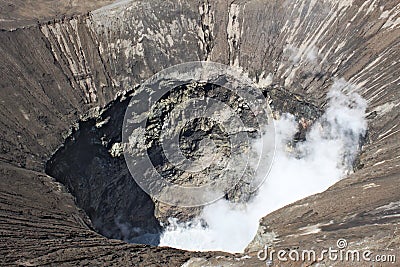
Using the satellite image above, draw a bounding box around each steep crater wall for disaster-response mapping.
[0,0,399,265]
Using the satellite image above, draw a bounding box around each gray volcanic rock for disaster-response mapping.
[0,0,399,266]
[0,0,115,30]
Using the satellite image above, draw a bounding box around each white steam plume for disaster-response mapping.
[159,79,367,253]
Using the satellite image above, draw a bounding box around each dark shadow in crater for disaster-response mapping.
[45,94,162,246]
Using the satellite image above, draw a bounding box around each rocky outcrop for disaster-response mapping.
[0,0,399,266]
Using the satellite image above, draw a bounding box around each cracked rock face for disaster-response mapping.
[0,0,399,266]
